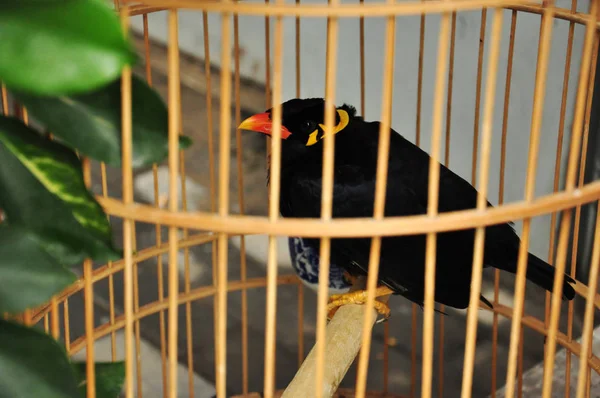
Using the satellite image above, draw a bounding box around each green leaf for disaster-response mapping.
[73,361,125,398]
[0,225,76,314]
[179,135,193,150]
[13,73,193,168]
[0,0,136,95]
[0,116,120,265]
[0,319,80,398]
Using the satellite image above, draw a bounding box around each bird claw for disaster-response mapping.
[326,286,393,324]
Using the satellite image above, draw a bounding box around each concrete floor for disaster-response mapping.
[60,35,595,398]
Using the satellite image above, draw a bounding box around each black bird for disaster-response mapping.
[238,97,577,319]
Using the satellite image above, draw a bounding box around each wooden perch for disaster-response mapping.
[281,277,391,398]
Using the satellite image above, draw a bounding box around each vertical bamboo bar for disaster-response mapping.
[444,12,456,169]
[21,107,28,125]
[314,3,339,397]
[166,10,195,398]
[415,2,425,148]
[115,80,142,395]
[421,10,451,398]
[120,6,134,398]
[295,0,305,369]
[22,310,32,326]
[1,84,8,115]
[354,1,369,386]
[354,5,395,397]
[201,12,220,394]
[381,8,390,392]
[263,0,284,394]
[412,6,426,396]
[460,8,503,398]
[216,4,233,396]
[471,8,487,184]
[130,11,158,390]
[545,0,577,336]
[50,298,59,339]
[359,0,365,118]
[504,2,555,397]
[174,215,190,394]
[153,183,169,395]
[143,15,153,86]
[141,14,169,397]
[565,16,598,396]
[264,0,272,199]
[232,9,250,395]
[100,163,118,362]
[181,134,195,398]
[295,0,301,101]
[82,158,96,398]
[491,11,516,397]
[438,11,457,397]
[265,0,272,109]
[542,0,597,394]
[581,35,598,398]
[525,18,553,393]
[576,203,600,398]
[167,9,181,398]
[132,173,142,395]
[64,301,71,352]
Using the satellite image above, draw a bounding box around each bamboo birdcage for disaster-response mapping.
[10,0,600,396]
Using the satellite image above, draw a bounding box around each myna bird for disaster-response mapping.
[238,97,576,320]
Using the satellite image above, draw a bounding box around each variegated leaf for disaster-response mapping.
[0,116,120,265]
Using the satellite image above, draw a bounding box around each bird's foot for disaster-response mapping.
[326,285,394,324]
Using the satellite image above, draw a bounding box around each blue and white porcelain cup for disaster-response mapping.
[287,237,351,295]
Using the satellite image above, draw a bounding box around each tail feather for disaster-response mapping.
[525,253,576,300]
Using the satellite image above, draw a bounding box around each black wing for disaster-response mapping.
[389,129,520,249]
[280,162,475,308]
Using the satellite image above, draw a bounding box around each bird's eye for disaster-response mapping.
[302,120,314,131]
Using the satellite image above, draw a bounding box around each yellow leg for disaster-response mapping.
[327,285,394,323]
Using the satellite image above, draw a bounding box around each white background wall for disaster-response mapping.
[130,0,589,259]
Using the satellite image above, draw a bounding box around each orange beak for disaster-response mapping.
[238,112,291,139]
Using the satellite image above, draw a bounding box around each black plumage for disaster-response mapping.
[239,97,576,311]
